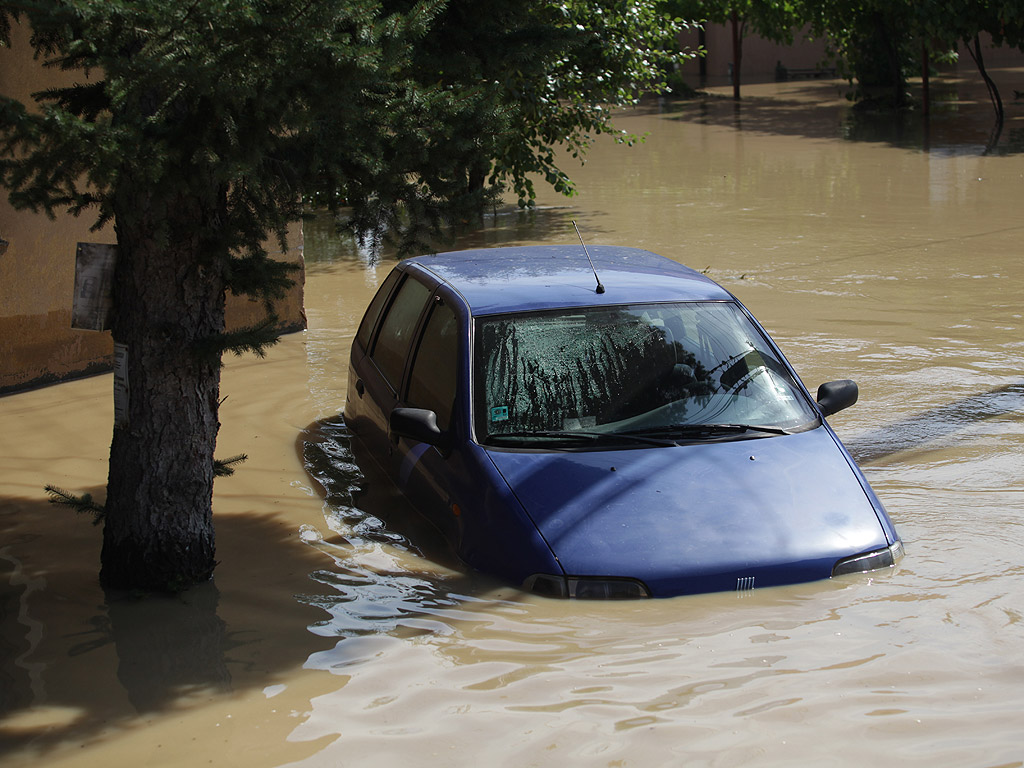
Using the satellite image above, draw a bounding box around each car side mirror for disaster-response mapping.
[389,407,452,454]
[816,379,859,417]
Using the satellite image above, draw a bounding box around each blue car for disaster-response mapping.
[344,245,902,598]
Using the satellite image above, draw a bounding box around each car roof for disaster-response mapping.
[403,245,734,315]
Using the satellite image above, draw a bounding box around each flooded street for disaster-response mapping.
[4,73,1024,766]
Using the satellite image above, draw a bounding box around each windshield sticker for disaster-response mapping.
[562,416,596,430]
[491,405,509,422]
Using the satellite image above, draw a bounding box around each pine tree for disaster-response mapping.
[1,0,686,592]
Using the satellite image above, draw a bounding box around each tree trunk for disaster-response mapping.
[921,43,930,116]
[730,10,742,101]
[966,35,1004,126]
[101,175,228,592]
[698,26,707,82]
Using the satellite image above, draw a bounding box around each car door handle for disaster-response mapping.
[355,379,364,397]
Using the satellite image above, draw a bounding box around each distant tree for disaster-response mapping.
[391,0,691,212]
[801,0,1024,116]
[798,1,923,107]
[661,1,802,99]
[1,0,687,592]
[914,0,1024,126]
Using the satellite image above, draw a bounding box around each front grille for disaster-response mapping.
[736,576,755,593]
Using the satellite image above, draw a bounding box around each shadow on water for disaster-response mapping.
[0,492,335,754]
[845,380,1024,465]
[659,77,1024,156]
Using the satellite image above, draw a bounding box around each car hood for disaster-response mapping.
[484,427,890,596]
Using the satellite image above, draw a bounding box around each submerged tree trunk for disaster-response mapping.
[964,35,1004,152]
[921,43,930,116]
[966,34,1004,127]
[101,174,228,592]
[730,10,742,101]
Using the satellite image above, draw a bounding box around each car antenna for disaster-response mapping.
[572,220,605,294]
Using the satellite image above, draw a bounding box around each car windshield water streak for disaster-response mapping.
[475,301,819,446]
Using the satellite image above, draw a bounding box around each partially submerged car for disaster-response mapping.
[343,245,902,598]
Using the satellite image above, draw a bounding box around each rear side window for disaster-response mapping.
[355,269,401,352]
[370,276,431,390]
[406,300,458,430]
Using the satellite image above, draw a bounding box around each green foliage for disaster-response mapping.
[1,1,695,590]
[799,1,914,95]
[353,0,695,223]
[195,316,282,363]
[2,0,445,249]
[1,0,693,251]
[798,0,1024,109]
[44,484,106,525]
[660,1,1024,109]
[213,454,248,478]
[661,0,801,45]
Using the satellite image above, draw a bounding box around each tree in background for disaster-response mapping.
[661,1,801,99]
[378,0,690,216]
[665,1,1023,117]
[913,0,1024,126]
[0,0,687,592]
[802,0,1024,115]
[799,1,918,107]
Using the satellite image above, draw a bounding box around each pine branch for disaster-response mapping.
[214,454,247,477]
[194,315,281,365]
[224,250,298,302]
[44,484,106,525]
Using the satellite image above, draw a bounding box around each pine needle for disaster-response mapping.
[44,484,106,525]
[214,454,248,477]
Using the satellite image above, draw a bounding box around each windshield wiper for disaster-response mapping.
[486,430,676,447]
[620,423,791,438]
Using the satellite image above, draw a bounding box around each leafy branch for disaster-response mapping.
[45,485,106,525]
[214,454,247,477]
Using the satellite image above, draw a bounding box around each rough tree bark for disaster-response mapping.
[100,174,228,592]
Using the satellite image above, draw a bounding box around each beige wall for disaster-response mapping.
[1,21,305,395]
[679,24,1024,82]
[680,24,831,82]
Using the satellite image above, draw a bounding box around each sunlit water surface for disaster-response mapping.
[3,74,1024,767]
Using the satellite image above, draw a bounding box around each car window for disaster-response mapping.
[355,268,401,353]
[406,299,458,430]
[475,301,818,444]
[370,275,431,391]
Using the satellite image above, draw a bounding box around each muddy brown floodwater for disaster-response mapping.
[3,72,1024,767]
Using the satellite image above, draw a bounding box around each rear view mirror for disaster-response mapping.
[816,379,858,417]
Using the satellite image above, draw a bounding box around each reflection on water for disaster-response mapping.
[283,72,1024,768]
[4,71,1024,767]
[302,204,617,271]
[0,544,44,717]
[298,416,502,634]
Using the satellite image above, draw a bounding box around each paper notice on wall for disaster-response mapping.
[113,342,129,428]
[72,242,117,331]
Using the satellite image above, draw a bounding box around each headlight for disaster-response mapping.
[832,540,904,578]
[524,574,651,599]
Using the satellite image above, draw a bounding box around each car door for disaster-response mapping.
[347,269,433,465]
[392,293,461,542]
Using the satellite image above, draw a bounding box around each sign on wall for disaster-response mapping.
[71,242,117,331]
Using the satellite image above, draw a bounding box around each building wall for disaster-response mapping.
[0,20,305,395]
[679,24,832,83]
[679,23,1024,83]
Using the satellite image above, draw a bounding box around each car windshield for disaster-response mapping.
[474,301,819,447]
